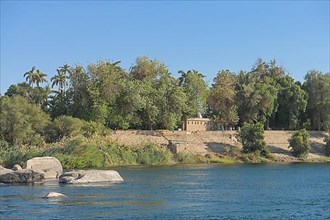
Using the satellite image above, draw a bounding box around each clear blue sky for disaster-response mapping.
[1,1,329,94]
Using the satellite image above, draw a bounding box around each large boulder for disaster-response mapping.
[0,168,44,183]
[59,170,124,184]
[0,165,13,175]
[26,157,63,179]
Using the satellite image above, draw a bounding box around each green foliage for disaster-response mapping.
[129,56,188,130]
[0,140,44,168]
[136,143,174,165]
[324,135,330,156]
[43,136,104,169]
[288,129,311,158]
[45,116,84,142]
[208,70,239,127]
[303,71,330,131]
[0,95,50,145]
[43,136,175,169]
[5,82,50,108]
[176,151,205,164]
[82,121,109,137]
[239,122,270,157]
[179,69,209,118]
[23,66,48,87]
[273,76,307,129]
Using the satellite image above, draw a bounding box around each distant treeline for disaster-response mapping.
[1,57,329,146]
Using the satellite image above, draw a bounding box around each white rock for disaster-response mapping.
[59,170,124,184]
[26,157,63,179]
[12,164,22,171]
[44,192,67,198]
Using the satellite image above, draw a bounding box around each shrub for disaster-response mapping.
[45,116,109,142]
[44,136,105,169]
[239,122,270,157]
[0,140,43,168]
[324,135,330,156]
[136,143,174,165]
[176,151,203,164]
[82,121,109,137]
[0,95,50,145]
[46,116,84,142]
[288,129,310,158]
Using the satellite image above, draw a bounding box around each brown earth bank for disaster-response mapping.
[109,130,329,163]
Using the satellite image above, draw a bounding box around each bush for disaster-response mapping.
[0,95,50,145]
[324,135,330,156]
[43,136,175,169]
[44,136,105,169]
[239,122,270,157]
[45,116,84,142]
[176,151,205,164]
[82,121,109,137]
[136,143,174,165]
[45,116,109,142]
[0,139,44,168]
[288,129,310,158]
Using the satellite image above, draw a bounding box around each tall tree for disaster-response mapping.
[303,70,330,130]
[34,69,48,87]
[271,75,307,129]
[59,64,72,92]
[87,60,127,124]
[130,56,169,80]
[208,70,239,127]
[130,56,186,130]
[178,69,208,118]
[51,69,67,92]
[23,66,37,87]
[236,60,279,128]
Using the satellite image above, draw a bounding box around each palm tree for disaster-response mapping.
[178,70,205,86]
[24,66,37,87]
[51,69,67,92]
[59,64,71,91]
[34,69,48,87]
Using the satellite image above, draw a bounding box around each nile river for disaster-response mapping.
[1,163,329,219]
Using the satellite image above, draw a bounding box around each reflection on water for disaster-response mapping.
[0,164,329,219]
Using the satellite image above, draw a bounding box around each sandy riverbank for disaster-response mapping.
[109,130,328,162]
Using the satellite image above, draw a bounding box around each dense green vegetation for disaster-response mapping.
[238,122,272,159]
[0,57,329,167]
[288,129,311,158]
[3,57,329,131]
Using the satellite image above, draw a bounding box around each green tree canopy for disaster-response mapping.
[208,70,239,127]
[0,95,50,145]
[178,69,208,118]
[239,122,269,157]
[303,70,330,131]
[288,129,310,158]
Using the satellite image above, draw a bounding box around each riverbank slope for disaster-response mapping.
[110,130,328,162]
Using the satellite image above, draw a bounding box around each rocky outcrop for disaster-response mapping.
[26,157,63,179]
[0,165,12,175]
[0,168,44,183]
[44,192,67,198]
[59,170,124,184]
[12,164,22,171]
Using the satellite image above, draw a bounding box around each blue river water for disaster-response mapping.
[0,163,329,219]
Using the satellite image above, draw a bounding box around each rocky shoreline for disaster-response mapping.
[0,156,124,184]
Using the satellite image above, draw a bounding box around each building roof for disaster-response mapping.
[186,118,211,121]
